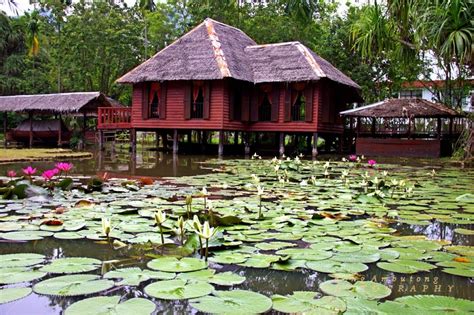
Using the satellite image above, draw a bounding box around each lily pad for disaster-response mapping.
[272,291,346,314]
[0,267,47,284]
[0,287,32,304]
[384,295,474,313]
[144,279,213,300]
[40,257,102,274]
[320,280,391,300]
[190,289,273,314]
[209,253,248,264]
[0,253,45,267]
[147,257,207,273]
[104,267,175,286]
[1,230,53,241]
[306,260,368,274]
[376,259,436,274]
[33,274,115,296]
[65,296,156,315]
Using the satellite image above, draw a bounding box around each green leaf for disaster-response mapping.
[0,253,45,267]
[320,280,391,300]
[33,274,115,296]
[40,257,101,274]
[306,260,368,274]
[190,289,273,314]
[376,259,436,274]
[144,279,213,300]
[65,296,156,315]
[0,287,32,304]
[147,257,207,273]
[0,267,46,284]
[104,267,175,286]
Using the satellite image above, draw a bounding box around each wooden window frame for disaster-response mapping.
[185,81,210,120]
[142,82,166,120]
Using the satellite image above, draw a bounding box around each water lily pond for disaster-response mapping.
[0,154,473,314]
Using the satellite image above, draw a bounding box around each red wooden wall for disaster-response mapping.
[130,79,346,134]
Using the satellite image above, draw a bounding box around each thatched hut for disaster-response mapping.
[340,98,464,157]
[105,18,362,156]
[0,92,120,148]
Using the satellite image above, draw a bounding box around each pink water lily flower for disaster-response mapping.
[42,169,57,181]
[349,155,357,162]
[22,166,37,176]
[368,159,377,167]
[7,170,16,178]
[55,162,73,174]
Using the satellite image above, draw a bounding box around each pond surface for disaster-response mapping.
[0,151,473,314]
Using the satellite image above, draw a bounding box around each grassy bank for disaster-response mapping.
[0,149,92,163]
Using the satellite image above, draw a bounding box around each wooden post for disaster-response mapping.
[449,118,453,136]
[99,130,104,151]
[234,131,239,145]
[218,130,224,157]
[58,114,62,147]
[437,118,442,140]
[371,117,376,137]
[408,117,412,139]
[279,132,285,156]
[244,132,250,156]
[29,112,33,148]
[173,129,179,154]
[155,131,160,150]
[130,128,137,153]
[312,132,318,158]
[82,112,87,142]
[3,112,7,148]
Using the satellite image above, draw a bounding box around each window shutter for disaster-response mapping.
[271,86,279,122]
[184,82,191,120]
[203,81,210,119]
[284,87,291,122]
[229,81,235,121]
[304,84,313,122]
[241,88,249,122]
[250,87,258,122]
[142,83,149,120]
[160,82,167,119]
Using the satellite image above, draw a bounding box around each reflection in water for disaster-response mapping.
[0,235,472,315]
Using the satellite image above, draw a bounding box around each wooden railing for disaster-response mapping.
[97,107,132,129]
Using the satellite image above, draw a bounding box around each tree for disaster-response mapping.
[351,0,473,108]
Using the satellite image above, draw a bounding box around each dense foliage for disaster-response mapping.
[0,0,472,106]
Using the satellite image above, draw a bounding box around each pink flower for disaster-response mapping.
[52,168,60,175]
[349,155,357,162]
[55,162,73,173]
[42,169,57,181]
[368,160,377,167]
[7,170,16,178]
[22,166,37,176]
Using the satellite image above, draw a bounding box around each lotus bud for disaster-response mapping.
[300,180,308,186]
[185,195,193,206]
[154,210,166,225]
[193,215,202,232]
[256,184,264,196]
[101,217,111,238]
[201,186,208,196]
[198,221,216,240]
[251,174,260,184]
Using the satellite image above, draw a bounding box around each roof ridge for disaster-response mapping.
[295,43,325,78]
[0,92,100,98]
[204,17,253,39]
[204,19,231,78]
[246,41,300,49]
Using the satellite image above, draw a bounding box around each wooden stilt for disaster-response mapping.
[449,118,453,137]
[371,117,376,137]
[130,129,137,153]
[173,129,179,154]
[58,114,62,147]
[244,132,250,156]
[99,130,104,151]
[218,130,224,157]
[312,132,318,158]
[3,112,7,148]
[234,131,239,145]
[437,118,442,140]
[29,112,33,148]
[279,132,285,156]
[156,131,160,150]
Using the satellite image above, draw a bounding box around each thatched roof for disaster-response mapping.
[117,18,360,90]
[340,98,462,118]
[246,42,359,88]
[0,92,119,113]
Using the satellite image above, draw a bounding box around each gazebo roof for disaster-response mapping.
[340,98,462,118]
[0,92,119,114]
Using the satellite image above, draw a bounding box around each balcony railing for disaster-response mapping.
[97,107,132,129]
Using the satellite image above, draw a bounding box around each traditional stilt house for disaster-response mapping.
[99,18,362,156]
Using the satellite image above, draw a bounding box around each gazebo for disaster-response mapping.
[0,92,120,148]
[340,98,464,157]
